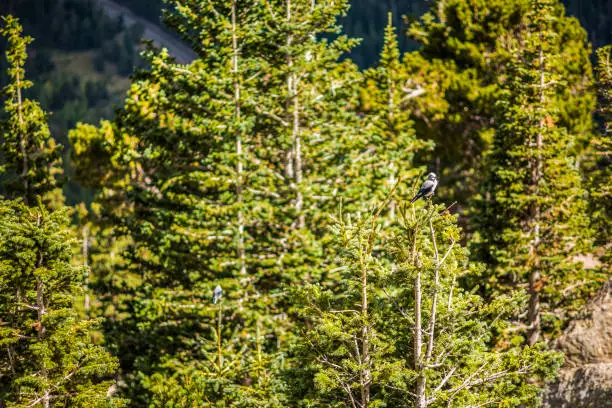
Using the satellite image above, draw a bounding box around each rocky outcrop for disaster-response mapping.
[543,280,612,407]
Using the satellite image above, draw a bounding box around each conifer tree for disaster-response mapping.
[293,197,562,407]
[590,46,612,262]
[0,200,121,407]
[70,0,316,403]
[407,0,594,215]
[472,0,601,345]
[357,15,433,215]
[0,16,62,206]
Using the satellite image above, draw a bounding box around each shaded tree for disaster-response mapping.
[472,0,603,345]
[407,0,594,228]
[0,15,62,206]
[0,200,122,407]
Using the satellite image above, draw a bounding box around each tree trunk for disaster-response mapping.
[83,225,90,313]
[360,260,371,408]
[413,225,427,407]
[231,0,246,276]
[36,249,50,408]
[286,0,305,230]
[16,66,29,204]
[528,43,545,346]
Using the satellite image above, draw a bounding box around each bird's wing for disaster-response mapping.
[419,179,435,192]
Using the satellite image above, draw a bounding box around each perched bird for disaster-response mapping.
[411,172,438,203]
[212,285,223,304]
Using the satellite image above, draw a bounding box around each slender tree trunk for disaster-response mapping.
[83,225,90,313]
[217,301,223,370]
[412,222,426,408]
[16,68,29,204]
[36,247,50,408]
[286,0,304,229]
[232,0,246,275]
[360,259,371,408]
[527,44,545,346]
[387,77,397,220]
[426,217,439,362]
[293,89,304,229]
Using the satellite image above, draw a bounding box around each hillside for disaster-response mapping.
[111,0,612,67]
[1,0,610,205]
[0,0,145,203]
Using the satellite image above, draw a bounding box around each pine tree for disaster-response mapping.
[407,0,594,221]
[293,197,562,407]
[472,0,602,345]
[0,16,62,206]
[357,14,433,214]
[71,1,295,403]
[0,200,121,407]
[590,46,612,263]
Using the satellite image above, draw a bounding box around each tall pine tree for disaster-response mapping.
[472,0,601,345]
[69,0,368,404]
[0,200,121,407]
[0,15,62,206]
[407,0,594,226]
[292,197,562,407]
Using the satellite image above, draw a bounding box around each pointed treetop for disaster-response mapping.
[380,12,401,71]
[0,15,63,206]
[0,15,33,92]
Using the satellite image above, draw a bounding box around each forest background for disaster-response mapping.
[0,0,610,407]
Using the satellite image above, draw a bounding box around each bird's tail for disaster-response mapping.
[410,193,422,203]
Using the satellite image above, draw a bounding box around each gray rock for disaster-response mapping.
[543,280,612,407]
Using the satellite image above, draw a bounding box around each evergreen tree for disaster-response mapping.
[590,46,612,263]
[0,200,121,407]
[0,15,62,206]
[293,197,562,407]
[357,15,433,215]
[407,0,594,222]
[472,0,601,345]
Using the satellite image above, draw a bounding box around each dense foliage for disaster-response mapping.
[0,18,120,407]
[0,0,609,407]
[112,0,612,67]
[292,200,562,407]
[471,0,602,345]
[592,46,612,256]
[0,15,62,206]
[0,201,122,407]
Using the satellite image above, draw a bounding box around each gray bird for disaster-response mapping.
[212,285,223,304]
[411,172,438,203]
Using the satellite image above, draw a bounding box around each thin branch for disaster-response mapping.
[439,201,457,215]
[254,105,290,126]
[384,384,418,398]
[382,286,411,319]
[26,367,79,408]
[431,366,457,397]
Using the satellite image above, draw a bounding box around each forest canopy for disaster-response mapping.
[0,0,609,407]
